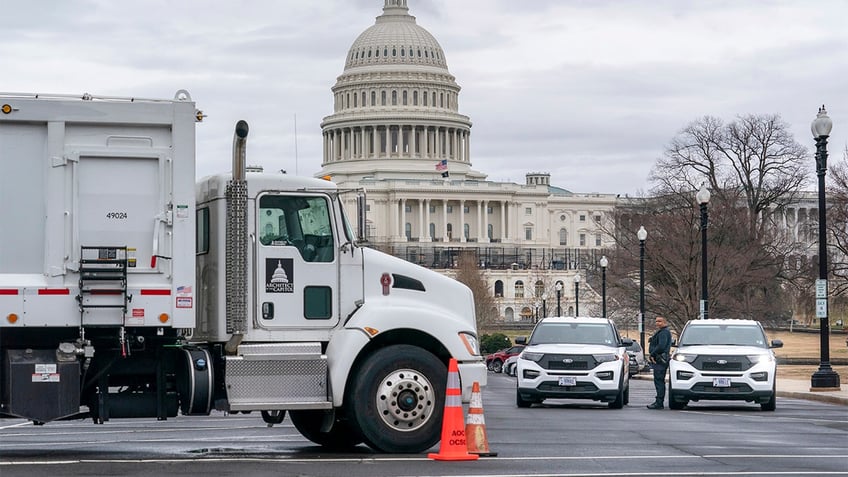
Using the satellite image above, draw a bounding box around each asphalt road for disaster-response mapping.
[1,373,846,477]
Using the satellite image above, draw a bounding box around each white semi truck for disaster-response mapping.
[0,91,486,453]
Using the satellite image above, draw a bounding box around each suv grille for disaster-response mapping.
[541,354,598,370]
[692,355,752,371]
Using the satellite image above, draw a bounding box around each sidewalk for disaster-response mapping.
[776,378,847,406]
[632,374,847,406]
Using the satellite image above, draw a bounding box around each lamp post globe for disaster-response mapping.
[810,105,841,390]
[573,274,581,316]
[697,182,710,320]
[541,292,548,320]
[555,282,563,317]
[637,226,647,351]
[599,255,608,318]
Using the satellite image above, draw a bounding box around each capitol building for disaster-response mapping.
[317,0,819,324]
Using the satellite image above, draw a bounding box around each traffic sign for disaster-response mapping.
[816,298,827,318]
[816,279,827,299]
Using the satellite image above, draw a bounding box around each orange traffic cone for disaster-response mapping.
[466,381,497,457]
[427,358,479,461]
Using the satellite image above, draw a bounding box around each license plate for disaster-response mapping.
[713,377,731,388]
[558,376,576,386]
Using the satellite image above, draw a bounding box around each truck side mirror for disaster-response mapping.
[515,336,527,345]
[769,339,783,349]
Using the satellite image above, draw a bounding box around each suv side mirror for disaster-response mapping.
[770,339,783,349]
[515,336,527,345]
[620,337,634,346]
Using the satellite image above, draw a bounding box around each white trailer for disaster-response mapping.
[0,91,486,453]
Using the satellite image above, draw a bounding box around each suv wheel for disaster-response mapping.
[608,376,626,409]
[761,383,776,411]
[668,389,687,410]
[516,390,532,408]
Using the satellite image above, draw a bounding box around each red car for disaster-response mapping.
[485,345,525,373]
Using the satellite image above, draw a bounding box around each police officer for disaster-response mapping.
[647,316,672,409]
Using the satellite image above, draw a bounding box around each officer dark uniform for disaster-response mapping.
[647,316,672,409]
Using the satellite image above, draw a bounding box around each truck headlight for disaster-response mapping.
[459,333,480,356]
[673,353,696,363]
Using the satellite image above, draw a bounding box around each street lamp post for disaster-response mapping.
[810,105,841,390]
[600,255,608,318]
[573,274,581,316]
[541,292,548,319]
[555,283,562,317]
[638,226,648,351]
[697,182,711,320]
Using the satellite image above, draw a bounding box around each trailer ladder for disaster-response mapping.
[76,246,132,317]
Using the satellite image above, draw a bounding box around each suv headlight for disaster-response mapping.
[673,353,696,363]
[593,353,619,363]
[747,354,773,364]
[521,351,544,362]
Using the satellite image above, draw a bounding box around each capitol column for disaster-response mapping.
[361,127,367,159]
[465,130,471,163]
[424,198,432,242]
[411,126,417,157]
[480,200,488,242]
[418,198,425,241]
[500,200,507,241]
[372,127,378,158]
[443,201,448,241]
[400,198,407,241]
[459,200,466,242]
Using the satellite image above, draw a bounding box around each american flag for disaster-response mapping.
[435,159,447,171]
[177,285,192,294]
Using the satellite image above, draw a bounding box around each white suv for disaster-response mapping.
[669,319,783,411]
[515,317,631,408]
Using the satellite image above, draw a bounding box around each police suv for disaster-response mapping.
[669,319,783,411]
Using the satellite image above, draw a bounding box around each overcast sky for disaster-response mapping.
[4,0,847,196]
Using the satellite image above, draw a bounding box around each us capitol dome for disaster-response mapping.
[319,0,484,182]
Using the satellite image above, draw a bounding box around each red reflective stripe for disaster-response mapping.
[140,289,171,296]
[0,289,19,295]
[89,290,123,295]
[38,288,71,295]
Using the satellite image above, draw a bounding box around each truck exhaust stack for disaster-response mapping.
[225,120,249,353]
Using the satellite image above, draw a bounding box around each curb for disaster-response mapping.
[776,390,848,406]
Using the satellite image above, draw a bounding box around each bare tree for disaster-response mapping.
[608,192,790,333]
[454,250,499,332]
[827,147,848,297]
[652,114,810,238]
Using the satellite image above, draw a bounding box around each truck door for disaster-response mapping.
[255,193,339,328]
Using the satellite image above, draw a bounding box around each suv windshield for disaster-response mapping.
[530,322,616,346]
[678,324,767,348]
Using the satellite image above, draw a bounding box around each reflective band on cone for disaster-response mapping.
[427,358,478,461]
[466,381,497,457]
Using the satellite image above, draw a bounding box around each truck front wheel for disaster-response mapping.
[289,410,363,450]
[347,345,446,453]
